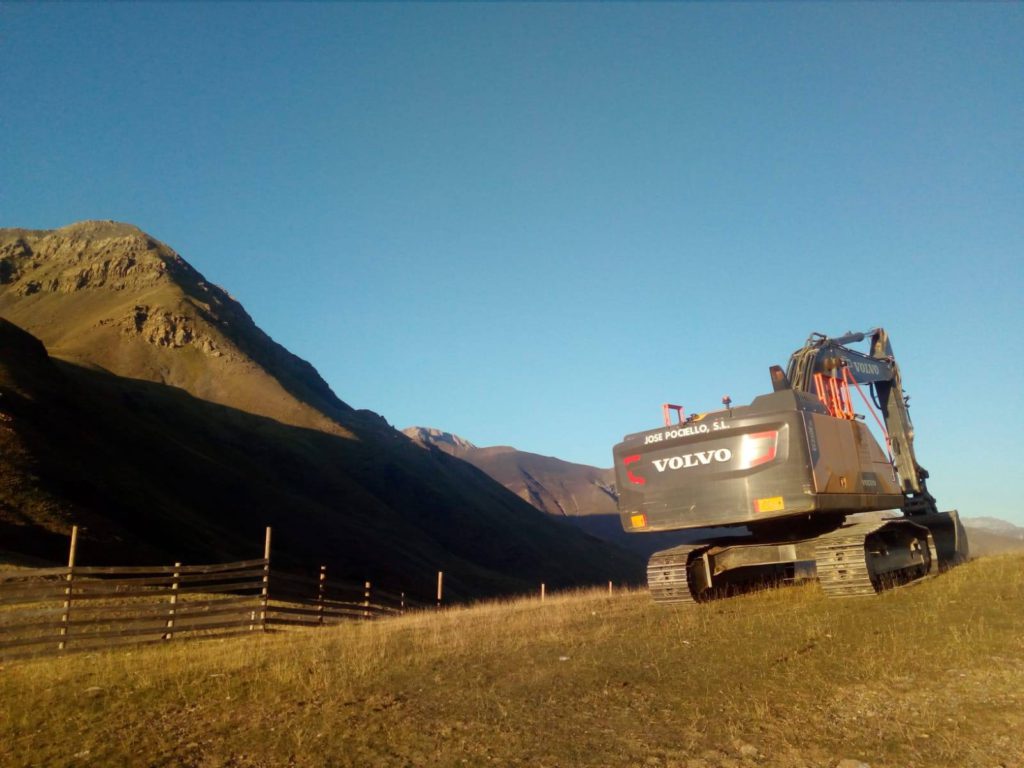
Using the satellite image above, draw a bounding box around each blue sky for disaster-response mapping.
[2,4,1022,524]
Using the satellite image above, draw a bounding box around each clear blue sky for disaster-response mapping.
[2,4,1022,524]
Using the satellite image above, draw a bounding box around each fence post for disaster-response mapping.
[400,591,406,615]
[541,583,546,602]
[317,565,326,626]
[363,581,372,620]
[259,527,271,632]
[436,571,444,609]
[58,525,78,651]
[164,562,182,641]
[608,580,613,596]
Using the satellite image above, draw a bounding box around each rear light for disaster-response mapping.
[623,454,646,485]
[737,431,778,469]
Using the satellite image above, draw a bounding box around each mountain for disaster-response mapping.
[963,517,1024,538]
[402,428,618,518]
[962,517,1024,558]
[0,221,360,436]
[403,427,706,556]
[0,222,643,597]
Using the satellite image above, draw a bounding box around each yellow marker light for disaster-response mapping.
[630,513,648,529]
[754,496,785,513]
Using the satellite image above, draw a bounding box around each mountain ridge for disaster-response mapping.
[403,425,618,517]
[403,425,709,555]
[0,221,368,437]
[0,222,644,596]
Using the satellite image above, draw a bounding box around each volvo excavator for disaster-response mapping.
[612,329,968,602]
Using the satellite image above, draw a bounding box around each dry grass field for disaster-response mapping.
[1,555,1022,768]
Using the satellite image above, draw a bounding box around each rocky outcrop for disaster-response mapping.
[0,226,170,295]
[121,305,222,356]
[0,221,357,435]
[402,427,478,453]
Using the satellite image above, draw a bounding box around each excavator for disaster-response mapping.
[612,328,968,602]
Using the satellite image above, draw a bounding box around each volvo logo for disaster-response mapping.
[652,448,732,472]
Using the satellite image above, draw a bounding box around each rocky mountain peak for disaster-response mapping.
[403,427,478,453]
[53,219,149,240]
[0,221,359,435]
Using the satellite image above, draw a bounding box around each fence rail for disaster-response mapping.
[0,527,423,661]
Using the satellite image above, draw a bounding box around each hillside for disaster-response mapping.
[403,427,619,518]
[0,221,365,436]
[962,518,1024,558]
[0,223,643,596]
[1,555,1020,768]
[404,427,726,555]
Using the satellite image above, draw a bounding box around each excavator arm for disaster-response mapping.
[783,328,938,516]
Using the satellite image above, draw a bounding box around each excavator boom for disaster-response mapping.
[783,328,933,509]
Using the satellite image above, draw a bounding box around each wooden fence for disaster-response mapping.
[265,568,422,628]
[0,527,423,661]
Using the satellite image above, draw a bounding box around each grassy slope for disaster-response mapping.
[2,556,1021,768]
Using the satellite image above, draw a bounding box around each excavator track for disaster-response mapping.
[814,522,881,597]
[646,519,938,605]
[815,519,936,598]
[646,543,709,605]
